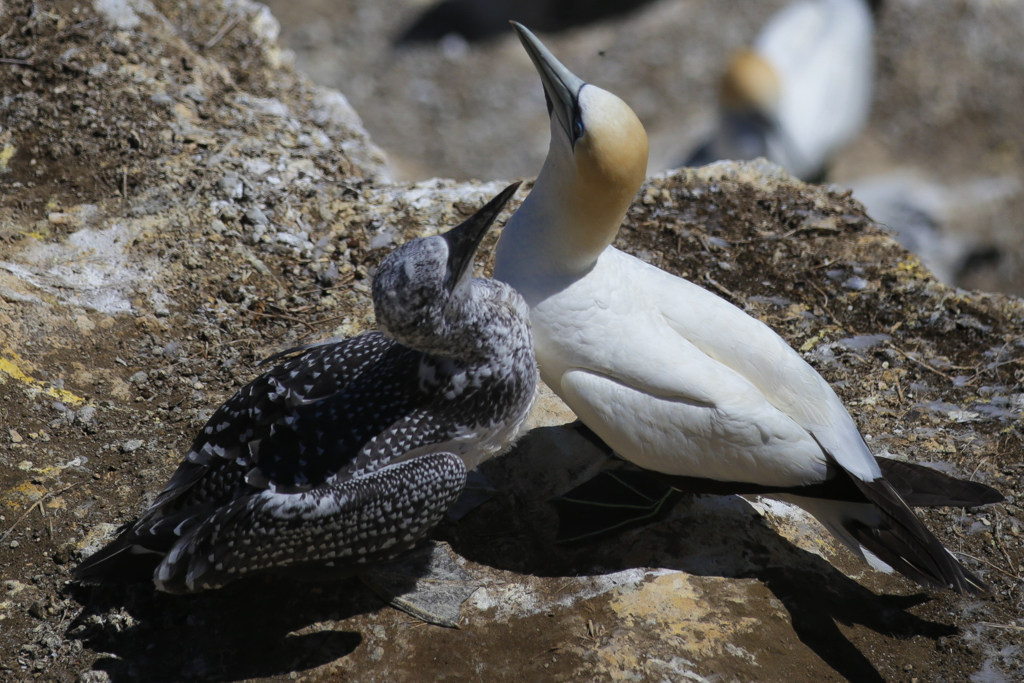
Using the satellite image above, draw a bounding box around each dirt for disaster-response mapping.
[0,1,1022,682]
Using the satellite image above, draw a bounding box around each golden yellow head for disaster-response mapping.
[720,49,780,115]
[568,86,649,243]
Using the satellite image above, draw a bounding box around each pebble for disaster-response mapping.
[121,439,144,453]
[75,406,97,425]
[243,206,269,227]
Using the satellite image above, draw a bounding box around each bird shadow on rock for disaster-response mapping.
[63,574,377,683]
[437,423,960,683]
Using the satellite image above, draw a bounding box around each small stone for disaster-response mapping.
[78,671,111,683]
[121,439,144,453]
[219,172,245,200]
[75,405,97,425]
[243,206,269,227]
[843,276,869,291]
[9,540,20,549]
[319,261,340,287]
[28,600,46,619]
[163,341,183,360]
[9,428,22,443]
[130,371,148,384]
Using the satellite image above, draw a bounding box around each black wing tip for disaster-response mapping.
[72,541,161,586]
[846,477,995,596]
[876,458,1005,508]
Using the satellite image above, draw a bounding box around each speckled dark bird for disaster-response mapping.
[74,182,536,599]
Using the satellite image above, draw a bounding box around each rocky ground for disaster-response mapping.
[0,1,1022,682]
[263,0,1024,296]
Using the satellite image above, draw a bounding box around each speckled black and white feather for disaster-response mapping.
[74,182,536,592]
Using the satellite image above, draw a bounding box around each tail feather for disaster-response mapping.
[73,532,163,585]
[875,458,1003,508]
[73,506,213,586]
[798,437,990,595]
[777,490,987,594]
[848,475,989,595]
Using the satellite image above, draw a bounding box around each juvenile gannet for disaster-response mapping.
[685,0,877,181]
[495,24,998,593]
[75,183,537,610]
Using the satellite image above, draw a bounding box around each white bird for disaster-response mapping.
[849,172,1012,285]
[685,0,876,181]
[496,23,997,594]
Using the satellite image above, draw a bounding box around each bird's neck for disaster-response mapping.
[495,155,633,295]
[402,280,531,371]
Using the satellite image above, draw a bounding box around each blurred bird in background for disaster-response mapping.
[849,173,1015,284]
[684,0,879,181]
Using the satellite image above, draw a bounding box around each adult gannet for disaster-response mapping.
[685,0,877,181]
[495,24,998,594]
[75,183,537,618]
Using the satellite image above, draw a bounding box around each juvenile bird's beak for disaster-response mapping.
[511,22,585,145]
[443,181,522,292]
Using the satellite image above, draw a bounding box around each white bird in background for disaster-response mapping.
[849,173,1013,285]
[685,0,877,181]
[495,23,1000,594]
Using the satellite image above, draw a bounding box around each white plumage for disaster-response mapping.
[498,23,992,593]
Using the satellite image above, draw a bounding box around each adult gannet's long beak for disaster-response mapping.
[442,181,522,292]
[511,22,585,146]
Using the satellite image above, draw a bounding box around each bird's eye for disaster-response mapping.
[573,118,585,141]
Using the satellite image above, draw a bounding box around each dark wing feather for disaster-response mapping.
[846,475,989,594]
[155,332,412,509]
[876,458,1004,508]
[803,439,991,596]
[74,332,430,584]
[155,453,468,593]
